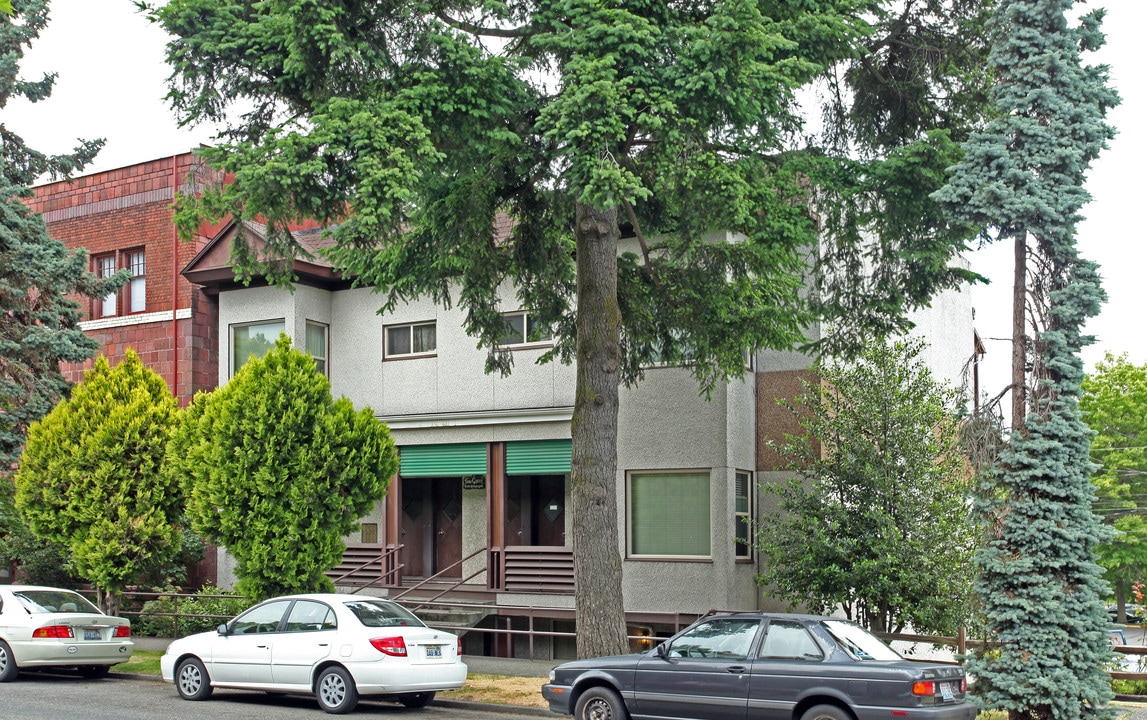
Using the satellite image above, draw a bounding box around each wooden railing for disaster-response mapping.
[491,545,574,593]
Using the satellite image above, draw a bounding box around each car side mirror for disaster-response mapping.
[217,623,229,636]
[655,642,669,659]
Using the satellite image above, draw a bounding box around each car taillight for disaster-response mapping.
[961,677,967,693]
[114,625,131,638]
[913,681,936,696]
[33,625,75,639]
[370,636,408,656]
[457,637,463,656]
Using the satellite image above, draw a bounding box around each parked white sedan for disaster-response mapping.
[0,585,133,681]
[160,593,467,714]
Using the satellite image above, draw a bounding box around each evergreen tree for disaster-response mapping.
[1081,354,1147,622]
[166,336,398,601]
[149,0,991,656]
[0,0,115,471]
[935,1,1119,718]
[757,338,975,635]
[14,351,182,614]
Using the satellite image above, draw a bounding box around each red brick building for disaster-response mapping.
[26,152,220,407]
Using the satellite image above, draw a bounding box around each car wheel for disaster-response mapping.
[398,691,436,708]
[316,666,359,714]
[0,639,18,682]
[79,665,110,679]
[175,657,213,701]
[800,703,853,720]
[574,686,628,720]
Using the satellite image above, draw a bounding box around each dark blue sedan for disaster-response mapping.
[542,612,976,720]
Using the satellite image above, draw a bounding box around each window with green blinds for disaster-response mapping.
[629,471,711,557]
[506,439,571,475]
[399,443,487,477]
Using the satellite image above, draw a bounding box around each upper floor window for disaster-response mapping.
[306,321,329,376]
[628,470,711,559]
[232,320,285,376]
[126,251,146,313]
[385,321,436,359]
[735,470,752,560]
[96,254,117,318]
[498,311,552,347]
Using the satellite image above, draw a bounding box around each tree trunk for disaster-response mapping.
[1011,233,1027,430]
[570,201,630,659]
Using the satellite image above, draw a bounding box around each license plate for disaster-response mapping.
[84,629,101,641]
[940,682,955,701]
[425,645,442,658]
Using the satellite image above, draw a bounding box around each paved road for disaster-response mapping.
[3,671,547,720]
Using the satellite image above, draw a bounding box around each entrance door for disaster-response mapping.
[401,477,462,579]
[505,475,565,546]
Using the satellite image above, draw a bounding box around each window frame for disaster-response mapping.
[497,311,552,348]
[384,320,438,359]
[94,253,117,318]
[627,469,712,560]
[734,470,753,561]
[306,320,329,376]
[230,319,286,377]
[125,249,146,314]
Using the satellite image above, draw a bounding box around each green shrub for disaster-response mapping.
[136,585,251,637]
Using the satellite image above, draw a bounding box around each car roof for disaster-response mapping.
[258,593,400,603]
[704,611,852,623]
[3,585,89,593]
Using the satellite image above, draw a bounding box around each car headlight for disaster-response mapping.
[549,669,556,682]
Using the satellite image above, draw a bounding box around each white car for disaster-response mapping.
[0,585,133,681]
[160,593,467,714]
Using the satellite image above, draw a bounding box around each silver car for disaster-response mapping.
[161,593,468,714]
[0,585,133,681]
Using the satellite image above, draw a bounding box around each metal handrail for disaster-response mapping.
[344,545,405,594]
[328,547,386,586]
[390,546,488,602]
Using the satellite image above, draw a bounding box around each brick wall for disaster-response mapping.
[756,369,822,471]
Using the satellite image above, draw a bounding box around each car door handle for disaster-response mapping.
[726,665,748,674]
[318,643,329,647]
[257,644,269,649]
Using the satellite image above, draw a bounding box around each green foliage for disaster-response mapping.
[166,336,397,601]
[14,351,183,604]
[935,2,1119,718]
[756,338,975,635]
[1082,354,1147,614]
[0,475,75,586]
[0,0,118,471]
[136,584,252,638]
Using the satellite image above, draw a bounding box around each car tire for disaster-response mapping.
[316,666,359,714]
[0,639,18,682]
[574,686,629,720]
[175,657,213,701]
[801,703,853,720]
[79,665,111,679]
[398,691,436,708]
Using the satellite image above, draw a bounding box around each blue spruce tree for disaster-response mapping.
[936,1,1118,719]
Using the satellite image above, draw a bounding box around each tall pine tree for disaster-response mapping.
[935,1,1118,718]
[0,0,114,470]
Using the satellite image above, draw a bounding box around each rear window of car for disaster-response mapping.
[821,619,902,661]
[14,590,102,615]
[342,599,426,628]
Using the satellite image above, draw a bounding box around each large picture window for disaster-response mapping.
[385,321,436,358]
[628,470,711,558]
[232,320,285,376]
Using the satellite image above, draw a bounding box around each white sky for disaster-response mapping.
[5,0,1144,401]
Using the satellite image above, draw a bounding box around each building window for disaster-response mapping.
[232,320,285,376]
[628,470,711,559]
[126,251,146,313]
[498,311,552,346]
[306,321,329,375]
[735,470,752,560]
[96,254,117,317]
[385,321,436,358]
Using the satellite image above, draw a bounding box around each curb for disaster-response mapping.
[109,671,551,716]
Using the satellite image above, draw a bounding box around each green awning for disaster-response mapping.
[506,439,572,475]
[399,443,487,477]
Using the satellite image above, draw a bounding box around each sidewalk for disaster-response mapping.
[131,636,554,677]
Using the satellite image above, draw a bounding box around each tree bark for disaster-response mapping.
[1011,233,1027,430]
[570,201,630,659]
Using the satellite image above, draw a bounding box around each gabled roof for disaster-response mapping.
[182,219,349,290]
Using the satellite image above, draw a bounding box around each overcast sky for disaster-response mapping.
[6,0,1144,402]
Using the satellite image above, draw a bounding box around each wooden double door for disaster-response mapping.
[400,477,463,579]
[505,474,566,547]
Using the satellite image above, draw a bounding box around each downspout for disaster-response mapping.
[171,154,181,403]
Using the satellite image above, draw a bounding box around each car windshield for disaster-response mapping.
[343,599,426,628]
[821,620,902,661]
[14,589,102,615]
